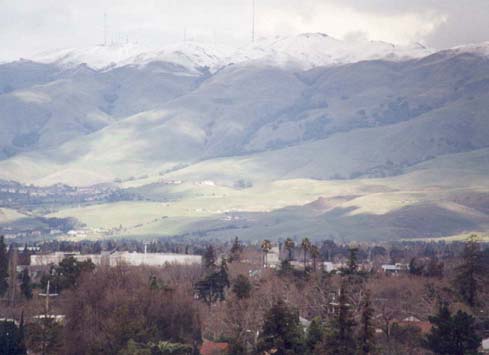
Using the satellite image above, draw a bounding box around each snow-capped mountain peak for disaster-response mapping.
[450,41,489,56]
[231,33,432,69]
[33,42,150,70]
[120,42,236,73]
[27,33,434,72]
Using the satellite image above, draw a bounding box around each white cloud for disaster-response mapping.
[254,2,446,45]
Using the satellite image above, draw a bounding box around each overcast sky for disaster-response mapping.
[2,0,489,61]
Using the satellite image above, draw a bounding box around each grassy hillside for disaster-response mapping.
[2,51,489,241]
[3,52,489,187]
[38,147,489,241]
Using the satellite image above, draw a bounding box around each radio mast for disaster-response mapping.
[104,12,108,46]
[252,0,256,42]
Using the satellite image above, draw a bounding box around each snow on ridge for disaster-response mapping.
[32,42,150,70]
[120,41,236,73]
[448,41,489,56]
[22,33,436,72]
[231,33,432,69]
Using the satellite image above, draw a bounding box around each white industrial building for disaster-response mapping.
[30,251,202,267]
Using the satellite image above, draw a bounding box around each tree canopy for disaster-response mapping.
[257,299,305,355]
[425,304,481,355]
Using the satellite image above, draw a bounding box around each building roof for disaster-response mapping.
[397,320,432,334]
[200,340,229,355]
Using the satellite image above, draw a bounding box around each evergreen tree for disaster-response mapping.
[347,247,358,274]
[19,269,32,300]
[18,313,26,355]
[0,319,26,355]
[454,235,485,307]
[358,291,375,354]
[232,274,252,300]
[257,299,305,355]
[42,256,95,292]
[229,237,243,262]
[425,303,481,355]
[202,245,217,270]
[194,258,230,308]
[0,236,8,297]
[218,258,230,294]
[19,244,30,266]
[322,281,356,355]
[305,317,323,354]
[26,318,63,355]
[409,257,423,276]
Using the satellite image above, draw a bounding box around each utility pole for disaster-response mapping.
[252,0,256,42]
[104,12,108,46]
[38,280,58,355]
[39,280,58,316]
[143,241,150,265]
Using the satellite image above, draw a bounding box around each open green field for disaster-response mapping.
[0,208,29,224]
[2,146,487,242]
[44,149,489,241]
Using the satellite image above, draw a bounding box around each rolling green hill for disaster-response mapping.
[2,43,489,241]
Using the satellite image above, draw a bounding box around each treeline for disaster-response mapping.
[7,236,482,260]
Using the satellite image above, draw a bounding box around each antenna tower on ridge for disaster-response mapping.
[252,0,256,42]
[104,12,108,46]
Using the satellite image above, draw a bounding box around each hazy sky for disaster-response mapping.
[2,0,489,60]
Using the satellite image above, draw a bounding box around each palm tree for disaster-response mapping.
[310,245,320,271]
[261,240,272,268]
[284,238,295,261]
[301,238,311,269]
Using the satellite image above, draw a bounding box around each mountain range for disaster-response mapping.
[1,33,489,242]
